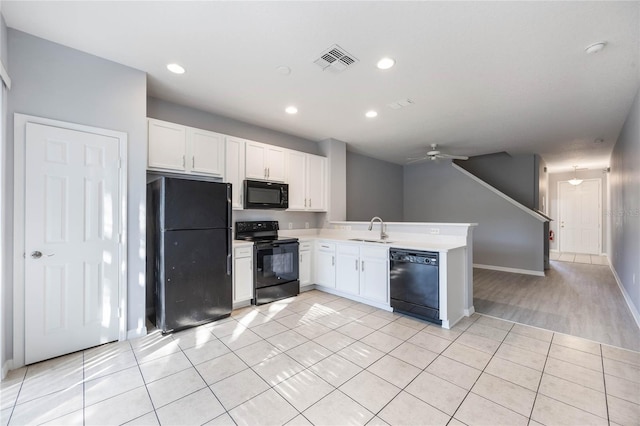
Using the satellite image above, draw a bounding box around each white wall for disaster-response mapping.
[5,29,148,363]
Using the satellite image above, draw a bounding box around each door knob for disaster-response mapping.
[31,251,43,259]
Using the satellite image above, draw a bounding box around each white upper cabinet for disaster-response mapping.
[148,119,187,171]
[286,152,327,212]
[189,128,225,176]
[245,141,286,182]
[225,136,246,210]
[147,118,225,178]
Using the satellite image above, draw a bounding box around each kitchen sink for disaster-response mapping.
[348,238,395,244]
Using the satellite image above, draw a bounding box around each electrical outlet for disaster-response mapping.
[288,222,293,229]
[430,228,440,235]
[305,222,309,229]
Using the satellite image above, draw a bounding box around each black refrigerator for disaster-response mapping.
[147,177,232,333]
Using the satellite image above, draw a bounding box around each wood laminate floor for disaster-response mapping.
[474,260,640,351]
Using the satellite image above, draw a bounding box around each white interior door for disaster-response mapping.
[24,122,122,364]
[558,179,601,255]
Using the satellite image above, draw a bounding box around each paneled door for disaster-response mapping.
[558,179,601,255]
[24,122,122,364]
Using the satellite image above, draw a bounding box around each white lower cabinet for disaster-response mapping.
[233,245,253,304]
[314,241,336,288]
[299,241,312,286]
[335,243,389,304]
[359,246,389,304]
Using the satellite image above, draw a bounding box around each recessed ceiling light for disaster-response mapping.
[285,106,298,114]
[365,110,378,118]
[585,42,607,54]
[166,63,185,74]
[277,66,291,75]
[376,57,396,70]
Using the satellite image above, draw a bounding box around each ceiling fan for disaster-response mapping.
[407,144,469,163]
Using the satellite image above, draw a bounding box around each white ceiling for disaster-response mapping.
[3,1,639,172]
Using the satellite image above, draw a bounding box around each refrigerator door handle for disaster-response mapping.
[226,254,232,276]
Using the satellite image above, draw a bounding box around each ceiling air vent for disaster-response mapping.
[314,44,359,72]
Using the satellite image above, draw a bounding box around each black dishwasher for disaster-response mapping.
[389,249,441,325]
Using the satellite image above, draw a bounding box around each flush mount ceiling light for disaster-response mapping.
[569,166,583,186]
[594,138,604,144]
[166,63,185,74]
[376,57,396,70]
[585,42,607,54]
[365,110,378,118]
[285,106,298,114]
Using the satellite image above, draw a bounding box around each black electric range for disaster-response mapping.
[235,221,299,305]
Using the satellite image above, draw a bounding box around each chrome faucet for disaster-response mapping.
[368,216,388,240]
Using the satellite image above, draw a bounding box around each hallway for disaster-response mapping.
[473,261,640,351]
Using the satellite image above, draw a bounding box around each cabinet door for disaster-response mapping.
[189,128,225,176]
[266,146,286,182]
[286,151,306,210]
[300,249,312,286]
[336,245,360,296]
[234,256,253,303]
[360,247,389,303]
[148,119,187,171]
[226,137,246,209]
[306,154,326,211]
[245,141,267,180]
[315,248,336,288]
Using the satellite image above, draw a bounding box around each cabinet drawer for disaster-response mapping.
[300,241,312,251]
[234,246,253,258]
[337,244,359,256]
[316,242,335,252]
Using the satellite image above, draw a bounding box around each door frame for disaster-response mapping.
[557,178,602,254]
[13,114,128,368]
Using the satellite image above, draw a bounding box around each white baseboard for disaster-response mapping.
[474,264,545,277]
[313,285,393,311]
[2,359,13,380]
[300,285,316,293]
[127,326,148,340]
[464,306,475,316]
[550,249,559,253]
[608,258,640,330]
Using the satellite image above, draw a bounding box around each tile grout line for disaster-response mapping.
[599,343,611,425]
[449,319,519,424]
[526,330,555,423]
[130,338,163,426]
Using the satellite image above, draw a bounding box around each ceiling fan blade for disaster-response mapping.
[406,156,430,164]
[438,153,469,160]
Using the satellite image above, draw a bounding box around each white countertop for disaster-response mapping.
[282,234,466,252]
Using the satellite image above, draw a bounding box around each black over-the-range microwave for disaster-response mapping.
[243,179,289,210]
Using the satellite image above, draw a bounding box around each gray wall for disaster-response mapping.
[5,30,148,360]
[609,87,640,316]
[404,161,545,272]
[548,169,608,253]
[538,156,548,213]
[346,151,403,222]
[456,152,538,209]
[147,97,320,156]
[147,97,325,229]
[1,13,8,373]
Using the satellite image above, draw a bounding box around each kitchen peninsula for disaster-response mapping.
[280,221,476,329]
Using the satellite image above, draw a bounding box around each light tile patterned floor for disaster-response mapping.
[1,290,639,426]
[550,251,609,265]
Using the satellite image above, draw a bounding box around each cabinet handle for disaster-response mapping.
[304,198,307,208]
[362,261,365,271]
[264,167,267,178]
[355,259,358,270]
[300,255,303,263]
[182,155,185,168]
[332,256,335,266]
[192,156,195,168]
[309,199,312,208]
[267,168,270,178]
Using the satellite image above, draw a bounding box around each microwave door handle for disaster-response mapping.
[280,186,285,205]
